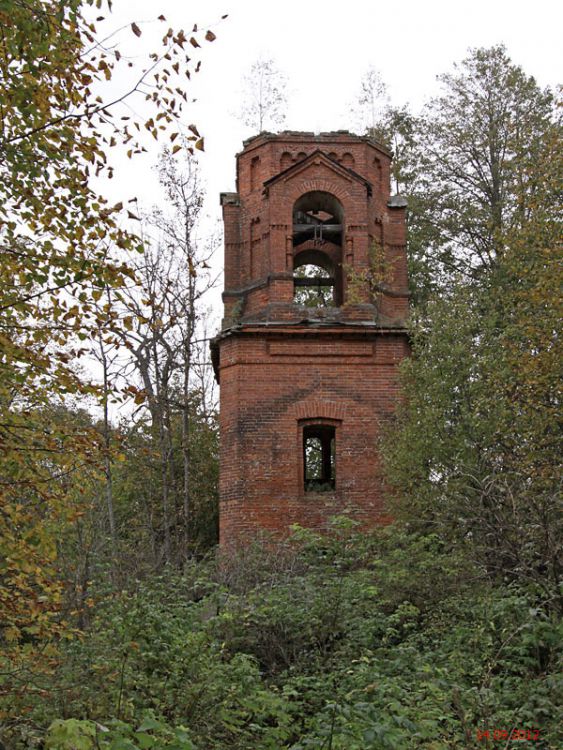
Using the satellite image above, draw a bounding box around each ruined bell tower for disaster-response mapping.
[211,131,409,545]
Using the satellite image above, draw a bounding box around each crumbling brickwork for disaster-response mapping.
[211,131,410,545]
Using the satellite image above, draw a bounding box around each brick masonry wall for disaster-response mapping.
[218,331,408,545]
[216,132,410,545]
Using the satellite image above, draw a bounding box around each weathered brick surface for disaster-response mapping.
[214,132,410,545]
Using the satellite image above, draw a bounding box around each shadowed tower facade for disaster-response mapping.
[211,131,409,545]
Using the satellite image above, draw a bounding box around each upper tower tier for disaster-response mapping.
[219,130,409,330]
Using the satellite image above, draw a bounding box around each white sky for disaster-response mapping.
[100,0,562,215]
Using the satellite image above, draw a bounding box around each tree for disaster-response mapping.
[105,147,217,565]
[373,105,419,195]
[411,45,554,285]
[1,1,213,401]
[0,0,218,687]
[92,318,123,577]
[349,65,388,135]
[382,106,562,599]
[101,389,219,574]
[238,57,288,132]
[155,147,217,555]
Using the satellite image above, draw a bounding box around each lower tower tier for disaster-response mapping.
[212,323,409,545]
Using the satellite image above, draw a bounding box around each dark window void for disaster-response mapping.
[292,192,343,249]
[292,192,344,307]
[303,425,335,492]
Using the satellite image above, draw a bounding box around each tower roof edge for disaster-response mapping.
[238,130,391,158]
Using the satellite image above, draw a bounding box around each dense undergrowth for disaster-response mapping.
[4,521,561,749]
[2,13,561,748]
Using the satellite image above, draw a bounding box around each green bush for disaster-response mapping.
[4,524,560,750]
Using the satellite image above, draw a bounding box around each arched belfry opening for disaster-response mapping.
[292,191,343,307]
[213,131,410,546]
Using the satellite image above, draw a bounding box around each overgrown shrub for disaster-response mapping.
[3,524,560,749]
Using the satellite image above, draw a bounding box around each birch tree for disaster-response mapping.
[114,148,217,564]
[239,57,288,132]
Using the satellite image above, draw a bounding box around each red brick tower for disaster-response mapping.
[211,131,409,545]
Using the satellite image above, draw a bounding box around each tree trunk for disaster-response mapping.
[98,334,118,579]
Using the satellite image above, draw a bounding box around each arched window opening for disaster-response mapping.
[292,191,343,249]
[292,192,344,306]
[293,261,334,307]
[250,156,260,191]
[303,424,335,492]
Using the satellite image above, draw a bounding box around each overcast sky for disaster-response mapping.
[194,0,561,199]
[102,0,561,217]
